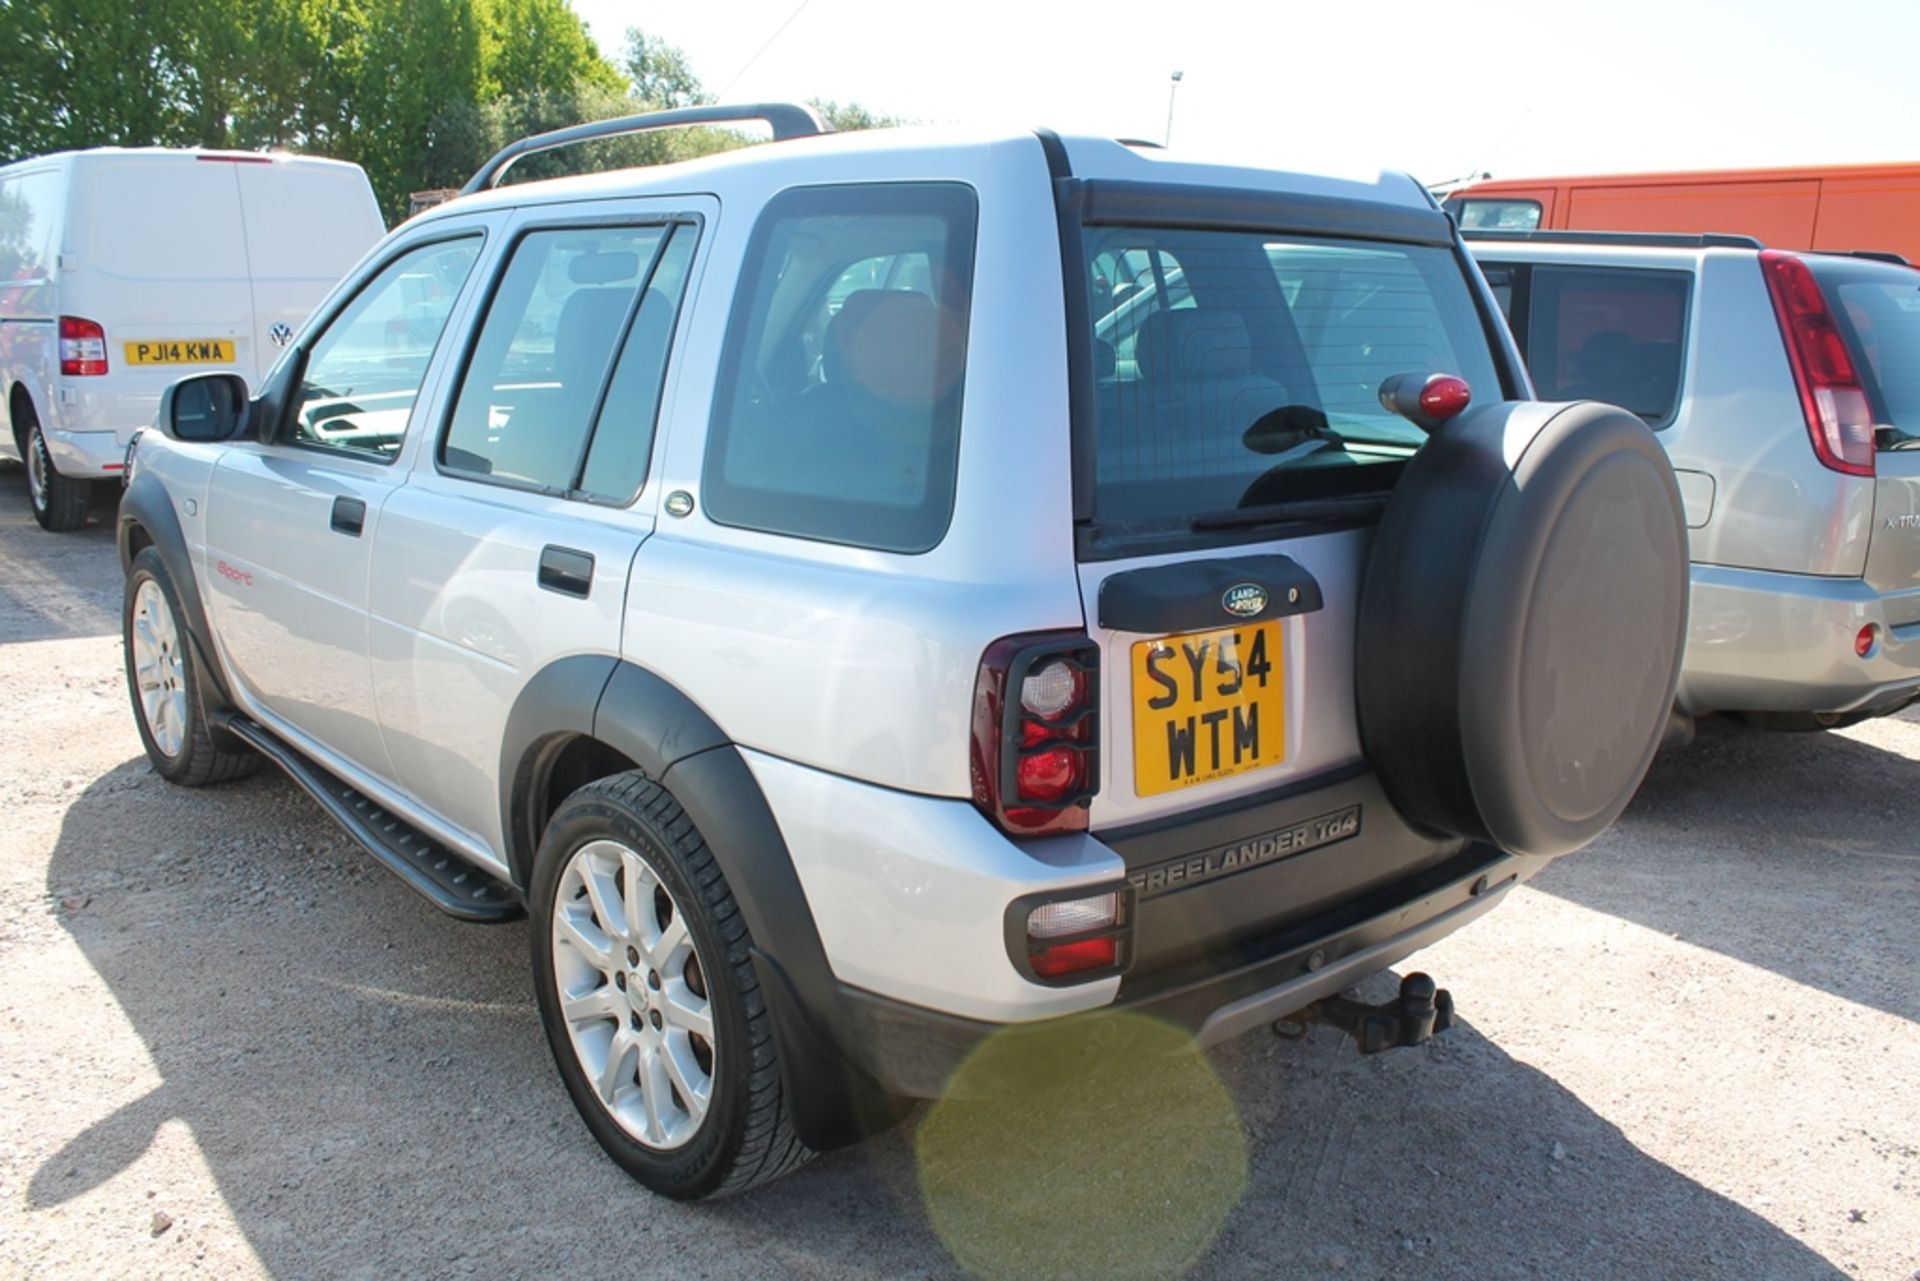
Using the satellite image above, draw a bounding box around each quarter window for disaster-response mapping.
[704,183,978,553]
[1521,266,1689,424]
[290,237,481,460]
[443,223,692,498]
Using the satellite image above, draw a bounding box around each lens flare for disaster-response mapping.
[915,1011,1248,1280]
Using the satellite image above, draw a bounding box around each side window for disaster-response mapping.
[442,222,693,497]
[291,237,481,460]
[1526,266,1690,424]
[704,183,977,553]
[1454,198,1543,230]
[0,169,61,282]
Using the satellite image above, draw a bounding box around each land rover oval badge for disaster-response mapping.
[1222,582,1267,618]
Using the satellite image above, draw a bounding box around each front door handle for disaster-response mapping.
[538,545,594,598]
[330,496,366,537]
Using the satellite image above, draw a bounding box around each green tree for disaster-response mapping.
[622,30,708,110]
[808,98,905,132]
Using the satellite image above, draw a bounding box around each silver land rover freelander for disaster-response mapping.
[118,105,1687,1199]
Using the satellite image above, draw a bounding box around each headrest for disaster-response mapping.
[555,287,634,388]
[1135,310,1252,383]
[823,289,965,404]
[568,251,639,285]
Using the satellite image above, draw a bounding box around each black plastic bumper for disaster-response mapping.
[835,839,1526,1100]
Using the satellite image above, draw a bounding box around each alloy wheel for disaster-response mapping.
[26,427,48,512]
[129,579,188,757]
[550,838,717,1150]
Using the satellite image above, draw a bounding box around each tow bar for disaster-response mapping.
[1272,972,1454,1055]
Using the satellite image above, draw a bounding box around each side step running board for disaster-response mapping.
[216,714,523,923]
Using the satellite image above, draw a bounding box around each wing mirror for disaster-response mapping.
[157,371,251,443]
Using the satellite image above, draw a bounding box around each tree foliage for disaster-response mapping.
[0,3,902,222]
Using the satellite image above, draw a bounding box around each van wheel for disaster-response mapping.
[530,772,812,1199]
[23,410,92,531]
[123,547,261,785]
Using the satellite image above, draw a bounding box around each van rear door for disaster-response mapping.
[64,155,254,425]
[234,159,385,384]
[1817,258,1920,615]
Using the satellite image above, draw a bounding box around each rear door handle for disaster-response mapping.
[330,496,366,537]
[538,545,594,598]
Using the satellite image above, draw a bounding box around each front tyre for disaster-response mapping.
[530,772,811,1199]
[24,413,92,532]
[122,547,260,785]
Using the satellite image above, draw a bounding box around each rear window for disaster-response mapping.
[704,182,976,554]
[1822,264,1920,451]
[1517,266,1690,424]
[1084,227,1501,528]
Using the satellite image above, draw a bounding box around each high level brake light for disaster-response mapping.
[59,316,108,377]
[1760,251,1875,477]
[970,632,1101,836]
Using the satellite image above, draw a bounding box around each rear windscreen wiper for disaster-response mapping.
[1190,494,1388,531]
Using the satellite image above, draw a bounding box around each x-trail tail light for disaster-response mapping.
[971,632,1101,836]
[1760,251,1874,478]
[59,316,108,377]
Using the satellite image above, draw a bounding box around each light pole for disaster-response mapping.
[1165,70,1184,148]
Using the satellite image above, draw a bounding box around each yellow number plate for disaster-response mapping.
[123,339,235,366]
[1131,621,1285,797]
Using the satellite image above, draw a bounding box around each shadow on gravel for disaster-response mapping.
[30,761,1849,1279]
[1534,711,1920,1024]
[0,479,122,644]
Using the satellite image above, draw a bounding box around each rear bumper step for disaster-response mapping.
[215,713,522,923]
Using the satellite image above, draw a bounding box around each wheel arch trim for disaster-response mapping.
[501,656,901,1149]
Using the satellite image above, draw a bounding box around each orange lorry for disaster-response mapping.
[1445,163,1920,262]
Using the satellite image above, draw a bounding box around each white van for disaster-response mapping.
[0,148,384,529]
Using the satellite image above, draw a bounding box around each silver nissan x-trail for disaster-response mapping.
[119,104,1686,1198]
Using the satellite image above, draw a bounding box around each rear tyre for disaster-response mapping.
[23,410,92,532]
[123,547,261,786]
[530,772,812,1199]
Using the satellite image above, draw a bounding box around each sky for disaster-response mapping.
[572,0,1919,186]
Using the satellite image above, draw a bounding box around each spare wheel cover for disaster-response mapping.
[1357,400,1688,858]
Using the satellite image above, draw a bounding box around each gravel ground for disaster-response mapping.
[0,476,1916,1280]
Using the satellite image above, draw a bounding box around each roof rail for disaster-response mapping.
[461,102,832,196]
[1460,229,1764,250]
[1825,248,1912,266]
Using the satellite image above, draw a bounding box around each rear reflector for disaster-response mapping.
[1856,623,1879,658]
[58,316,107,376]
[1029,935,1117,978]
[1760,251,1875,477]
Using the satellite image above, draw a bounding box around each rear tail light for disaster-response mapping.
[970,633,1100,836]
[1760,251,1874,477]
[59,316,108,377]
[1012,887,1132,982]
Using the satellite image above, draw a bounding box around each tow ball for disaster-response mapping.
[1272,972,1455,1055]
